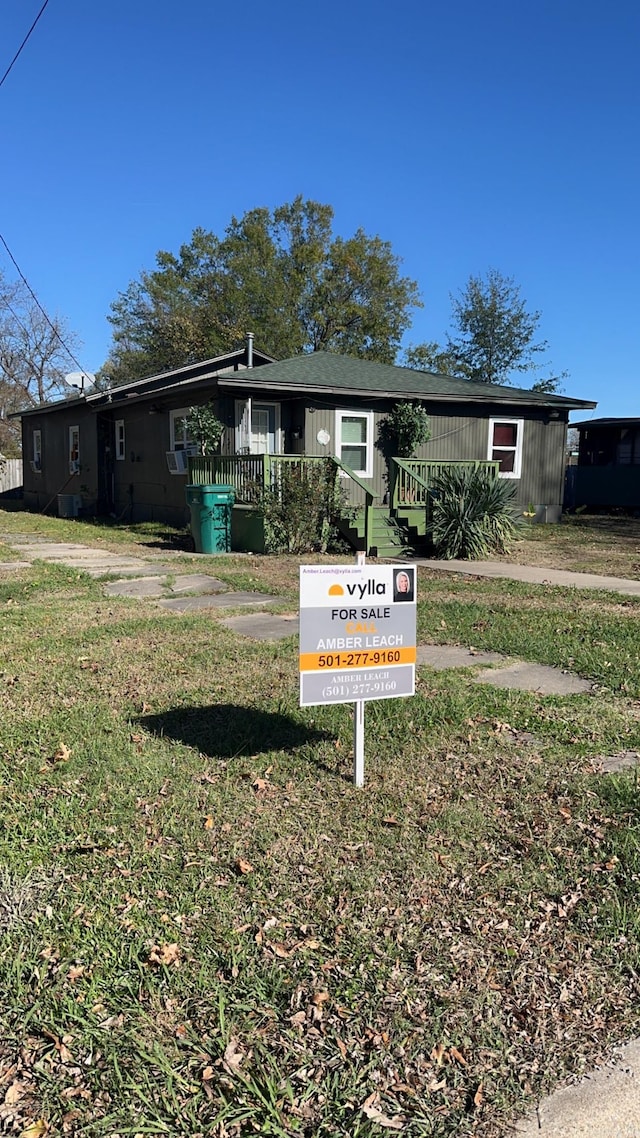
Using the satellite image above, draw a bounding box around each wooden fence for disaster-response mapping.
[0,458,23,496]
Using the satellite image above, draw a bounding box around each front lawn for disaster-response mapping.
[1,512,639,1136]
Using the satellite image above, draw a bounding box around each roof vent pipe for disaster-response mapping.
[246,332,254,369]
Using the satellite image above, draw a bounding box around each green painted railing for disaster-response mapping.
[391,459,500,511]
[331,457,376,554]
[188,453,378,552]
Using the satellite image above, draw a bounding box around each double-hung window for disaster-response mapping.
[170,408,196,452]
[488,418,523,478]
[115,420,125,460]
[69,426,80,473]
[32,430,42,473]
[335,410,373,477]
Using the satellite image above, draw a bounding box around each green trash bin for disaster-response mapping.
[186,484,234,554]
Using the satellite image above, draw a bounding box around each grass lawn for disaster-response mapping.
[1,509,640,1136]
[500,513,640,579]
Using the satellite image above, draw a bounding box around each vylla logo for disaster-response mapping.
[325,582,387,600]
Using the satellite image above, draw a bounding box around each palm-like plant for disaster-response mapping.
[430,466,519,559]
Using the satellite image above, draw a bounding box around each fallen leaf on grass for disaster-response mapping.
[204,815,214,830]
[361,1092,405,1130]
[222,1039,246,1075]
[147,942,181,967]
[5,1081,28,1105]
[449,1045,467,1066]
[312,991,330,1006]
[382,816,400,827]
[202,1065,215,1081]
[431,1042,446,1066]
[235,857,254,875]
[474,1083,484,1108]
[20,1123,48,1138]
[98,1014,124,1030]
[41,742,71,770]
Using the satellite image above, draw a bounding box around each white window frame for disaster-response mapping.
[170,408,196,452]
[115,420,125,461]
[335,409,374,478]
[69,425,80,473]
[487,417,523,479]
[32,430,42,473]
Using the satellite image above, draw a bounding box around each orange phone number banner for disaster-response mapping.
[299,646,416,672]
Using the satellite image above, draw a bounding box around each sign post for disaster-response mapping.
[299,558,417,787]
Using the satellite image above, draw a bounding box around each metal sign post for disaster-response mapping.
[299,555,417,788]
[354,550,366,787]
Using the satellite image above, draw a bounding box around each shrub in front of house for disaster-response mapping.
[430,465,519,560]
[261,459,354,554]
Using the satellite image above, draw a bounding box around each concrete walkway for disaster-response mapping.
[512,1038,640,1137]
[412,557,640,597]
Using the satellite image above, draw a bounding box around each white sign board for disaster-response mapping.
[299,564,416,707]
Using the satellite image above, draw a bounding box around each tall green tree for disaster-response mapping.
[103,198,421,383]
[404,270,565,391]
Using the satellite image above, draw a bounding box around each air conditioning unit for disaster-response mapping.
[166,450,188,474]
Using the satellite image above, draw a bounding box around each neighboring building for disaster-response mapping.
[15,342,595,528]
[567,418,640,511]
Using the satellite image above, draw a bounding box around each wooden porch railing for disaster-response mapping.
[391,458,500,510]
[188,453,377,551]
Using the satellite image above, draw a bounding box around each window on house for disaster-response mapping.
[115,420,125,460]
[488,418,523,478]
[69,426,80,473]
[335,410,373,477]
[32,430,42,473]
[170,408,196,452]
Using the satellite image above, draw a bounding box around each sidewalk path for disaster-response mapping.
[512,1038,640,1137]
[412,558,640,597]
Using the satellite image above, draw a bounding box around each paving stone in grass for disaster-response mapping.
[158,591,278,612]
[474,661,593,695]
[221,612,299,640]
[417,646,592,696]
[417,645,507,669]
[589,750,640,774]
[104,574,228,599]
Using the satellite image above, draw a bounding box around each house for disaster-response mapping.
[16,340,595,547]
[566,418,640,512]
[15,339,275,526]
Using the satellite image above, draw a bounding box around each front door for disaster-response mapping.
[250,403,278,454]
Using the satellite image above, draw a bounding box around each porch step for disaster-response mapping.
[338,508,430,557]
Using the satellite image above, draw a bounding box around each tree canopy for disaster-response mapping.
[103,198,422,384]
[404,270,566,391]
[0,272,78,456]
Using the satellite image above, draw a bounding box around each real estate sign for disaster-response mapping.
[299,564,416,707]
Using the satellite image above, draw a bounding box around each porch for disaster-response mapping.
[187,454,499,556]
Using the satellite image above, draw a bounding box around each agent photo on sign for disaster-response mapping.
[393,567,415,602]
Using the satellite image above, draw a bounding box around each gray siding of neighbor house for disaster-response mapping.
[305,398,568,520]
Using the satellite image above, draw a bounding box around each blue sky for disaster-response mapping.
[1,0,638,421]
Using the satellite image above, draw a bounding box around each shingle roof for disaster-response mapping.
[572,417,638,428]
[217,352,595,410]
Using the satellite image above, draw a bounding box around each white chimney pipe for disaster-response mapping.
[246,332,254,369]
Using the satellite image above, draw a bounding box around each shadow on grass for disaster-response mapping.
[139,703,333,759]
